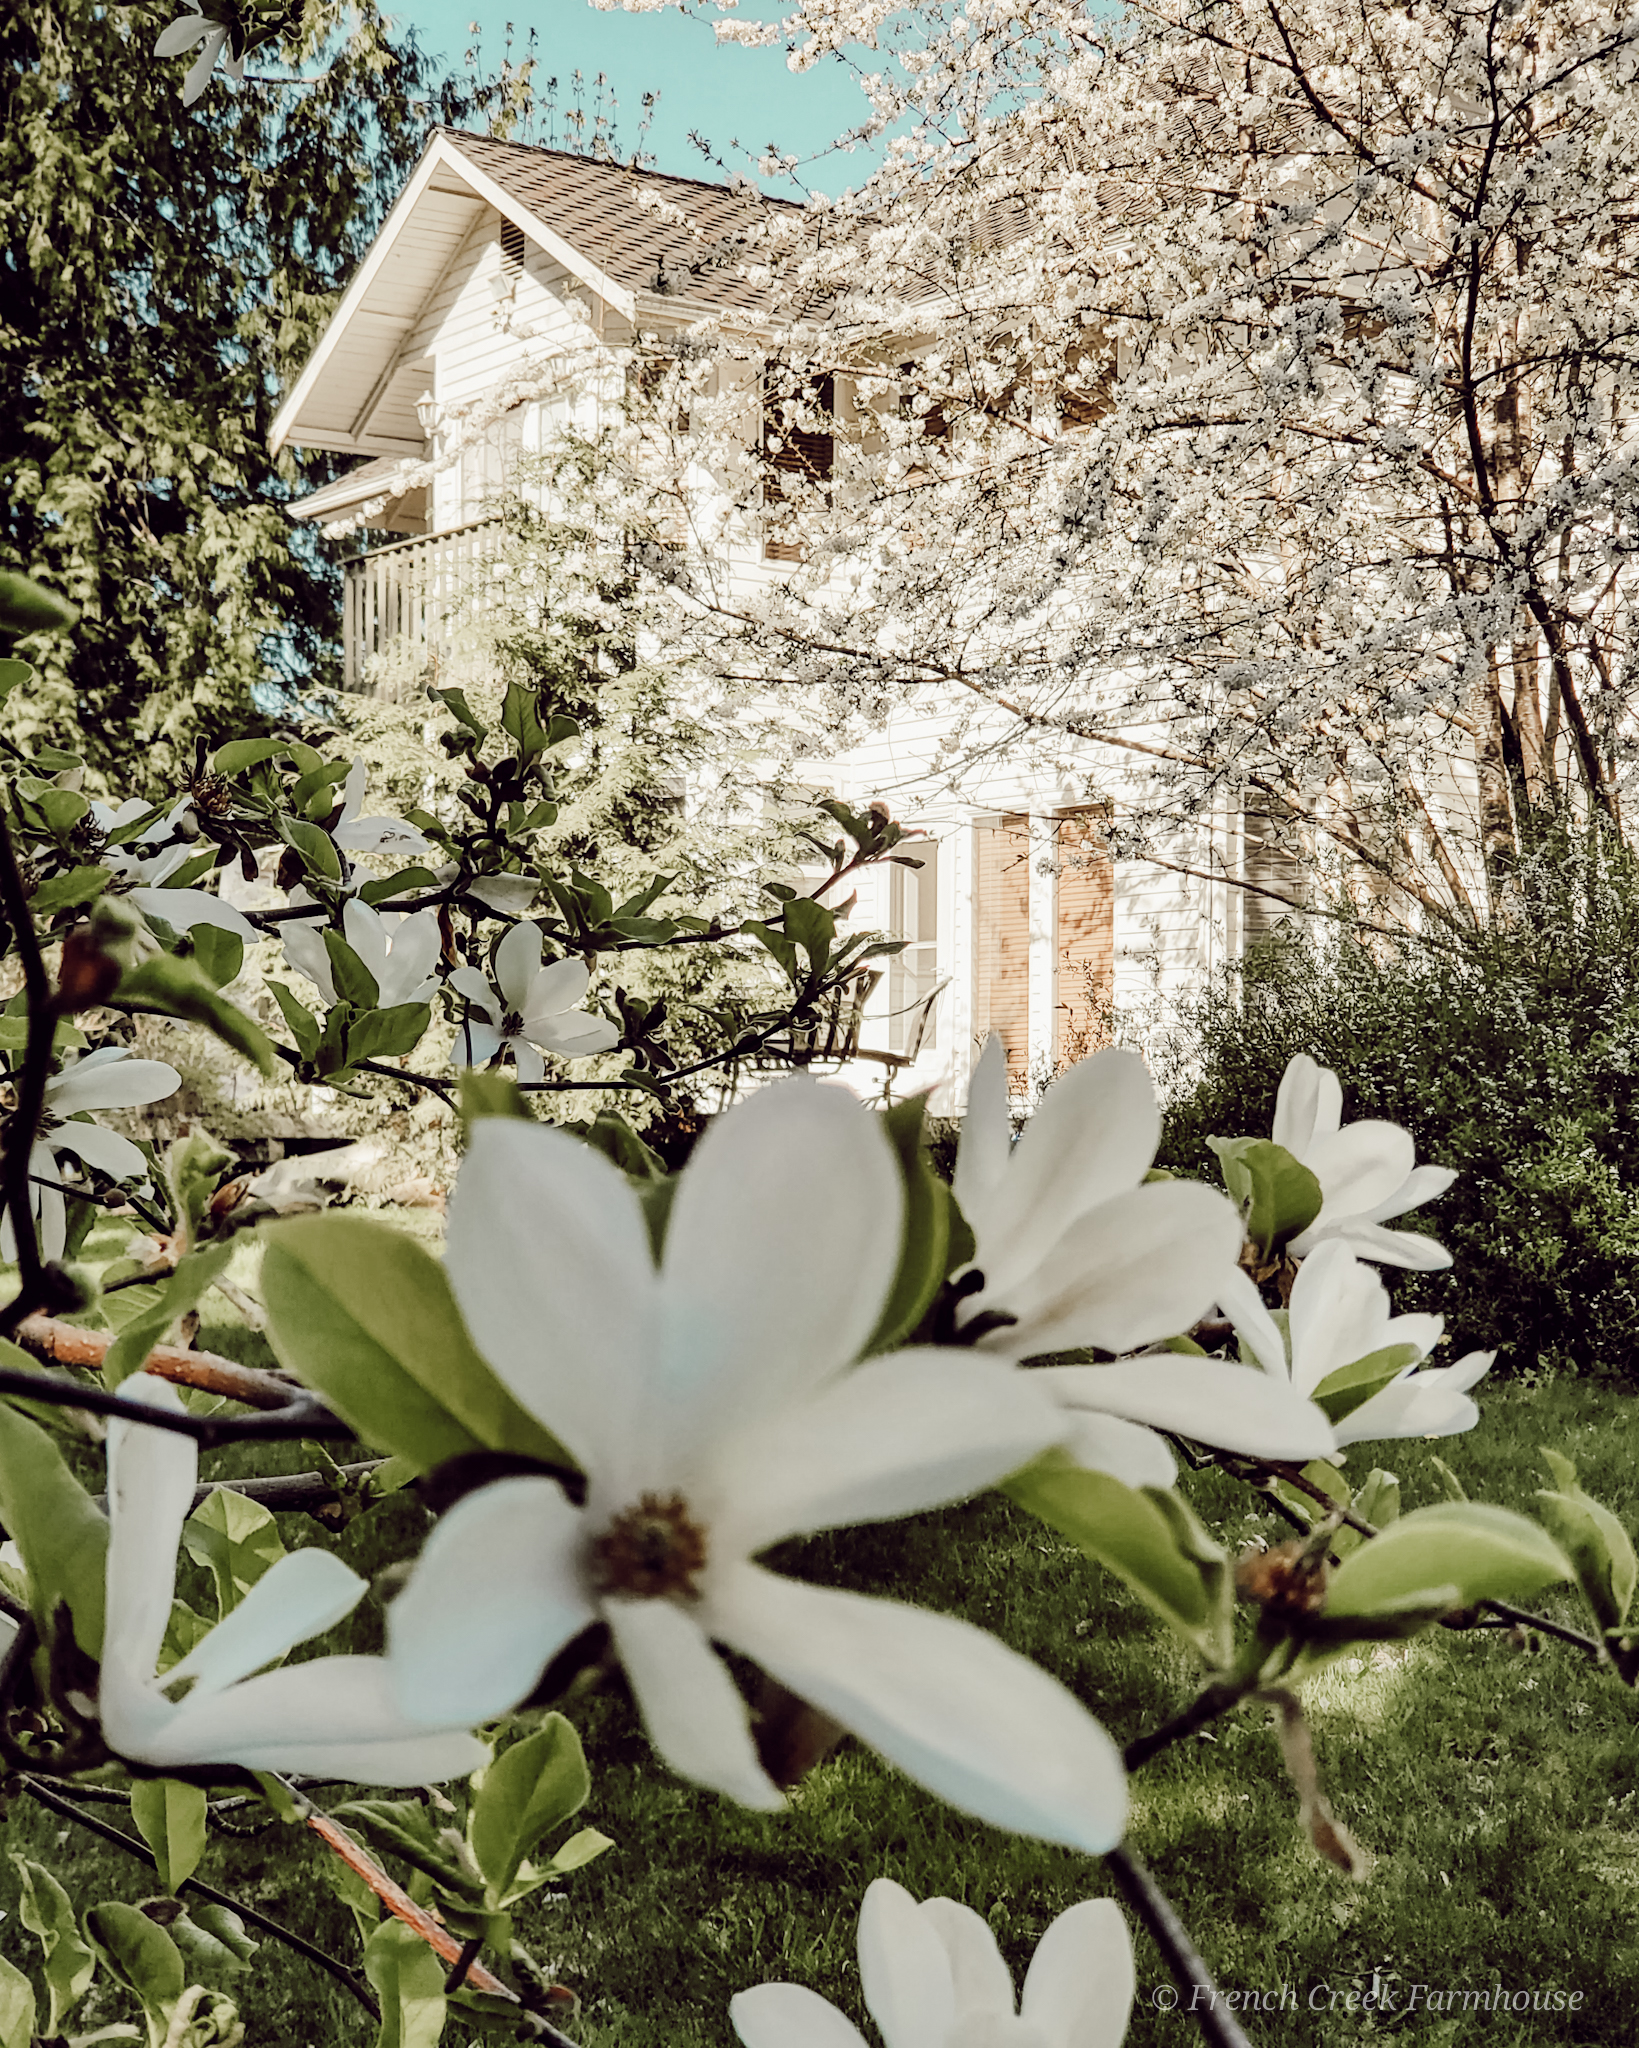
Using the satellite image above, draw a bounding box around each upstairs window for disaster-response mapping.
[763,369,834,563]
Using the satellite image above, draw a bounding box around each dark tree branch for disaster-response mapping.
[0,818,58,1334]
[1105,1841,1253,2048]
[0,1363,351,1448]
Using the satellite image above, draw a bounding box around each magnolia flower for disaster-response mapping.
[1274,1055,1456,1269]
[100,1375,485,1780]
[153,3,245,105]
[448,924,620,1078]
[331,761,432,861]
[282,899,441,1009]
[101,840,256,944]
[953,1037,1336,1484]
[731,1878,1134,2048]
[2,1049,181,1265]
[387,1083,1128,1851]
[1221,1241,1494,1447]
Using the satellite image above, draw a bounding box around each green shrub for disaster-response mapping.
[1154,821,1639,1381]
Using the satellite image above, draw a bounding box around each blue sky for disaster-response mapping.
[398,0,892,192]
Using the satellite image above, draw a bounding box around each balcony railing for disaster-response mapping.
[341,520,500,692]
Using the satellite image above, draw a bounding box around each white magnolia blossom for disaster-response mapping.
[953,1037,1336,1485]
[1222,1241,1494,1447]
[331,761,432,861]
[449,923,620,1079]
[731,1878,1134,2048]
[100,1375,485,1780]
[94,804,256,945]
[387,1082,1129,1851]
[1274,1056,1457,1270]
[152,3,245,104]
[2,1049,181,1265]
[282,898,441,1009]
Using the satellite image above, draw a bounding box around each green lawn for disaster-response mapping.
[4,1340,1638,2046]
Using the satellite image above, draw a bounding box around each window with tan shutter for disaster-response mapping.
[973,814,1032,1087]
[764,370,834,563]
[1053,805,1114,1064]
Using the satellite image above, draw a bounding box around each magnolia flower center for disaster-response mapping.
[500,1009,525,1037]
[590,1491,709,1599]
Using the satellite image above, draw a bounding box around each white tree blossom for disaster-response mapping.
[281,898,441,1009]
[448,923,620,1077]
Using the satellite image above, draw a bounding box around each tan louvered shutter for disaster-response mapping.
[973,814,1032,1087]
[1054,806,1114,1062]
[764,372,834,562]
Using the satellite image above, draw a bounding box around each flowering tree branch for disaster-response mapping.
[1104,1843,1253,2048]
[16,1314,301,1408]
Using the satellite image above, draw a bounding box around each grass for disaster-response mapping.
[4,1299,1639,2045]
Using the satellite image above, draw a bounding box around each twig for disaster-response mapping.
[1104,1842,1254,2048]
[0,1363,351,1448]
[15,1315,301,1408]
[0,818,57,1334]
[1123,1681,1249,1771]
[16,1774,380,2019]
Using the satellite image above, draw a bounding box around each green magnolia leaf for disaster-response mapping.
[346,1002,431,1066]
[0,569,78,636]
[331,1802,477,1898]
[171,1905,258,1976]
[500,680,557,760]
[29,865,111,915]
[164,1130,234,1246]
[363,1919,448,2048]
[130,1779,209,1894]
[434,686,487,738]
[261,1214,568,1471]
[0,1389,107,1654]
[544,1825,614,1876]
[1206,1136,1322,1254]
[865,1094,950,1354]
[1324,1503,1573,1619]
[213,738,289,777]
[783,895,835,973]
[321,1854,383,1948]
[324,930,381,1010]
[1535,1448,1637,1634]
[103,1243,235,1388]
[278,816,342,883]
[0,657,34,701]
[1331,1467,1402,1561]
[111,956,276,1075]
[181,1487,285,1616]
[0,1951,35,2048]
[359,866,440,907]
[84,1902,184,2038]
[268,980,322,1060]
[1005,1458,1231,1662]
[742,920,799,984]
[457,1070,535,1131]
[1307,1342,1422,1425]
[187,924,244,989]
[11,1854,96,2034]
[469,1716,592,1906]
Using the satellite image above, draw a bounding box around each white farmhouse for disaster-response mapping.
[272,128,1275,1111]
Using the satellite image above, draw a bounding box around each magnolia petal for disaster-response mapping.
[951,1034,1014,1239]
[730,1985,871,2048]
[1307,1217,1454,1271]
[1333,1378,1481,1445]
[705,1349,1064,1558]
[1217,1265,1288,1379]
[154,8,210,56]
[494,919,543,1012]
[165,1548,367,1697]
[342,898,392,988]
[130,887,256,941]
[156,1655,485,1780]
[511,1036,546,1086]
[1058,1411,1177,1489]
[1286,1242,1391,1397]
[708,1563,1127,1853]
[1363,1163,1458,1225]
[387,1477,593,1726]
[1302,1122,1416,1233]
[976,1180,1242,1359]
[377,910,442,1007]
[446,965,497,1013]
[467,874,540,915]
[1381,1311,1444,1360]
[281,922,336,1002]
[919,1895,1015,2019]
[524,954,591,1020]
[50,1054,182,1116]
[1272,1054,1324,1155]
[447,1122,660,1486]
[1020,1897,1135,2048]
[858,1879,959,2048]
[657,1083,902,1471]
[528,1011,621,1058]
[605,1594,783,1811]
[980,1049,1161,1301]
[451,1019,502,1069]
[50,1123,148,1183]
[34,1166,66,1264]
[1038,1358,1336,1462]
[105,1378,198,1691]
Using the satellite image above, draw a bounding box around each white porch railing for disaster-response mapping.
[341,521,500,691]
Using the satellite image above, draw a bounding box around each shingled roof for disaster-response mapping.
[435,128,799,316]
